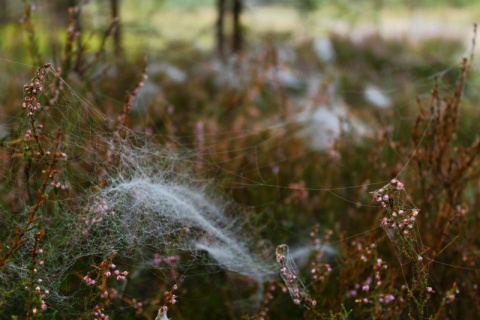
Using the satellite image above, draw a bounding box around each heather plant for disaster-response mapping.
[2,3,480,320]
[0,63,277,318]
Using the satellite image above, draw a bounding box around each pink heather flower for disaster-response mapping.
[154,254,161,266]
[381,217,388,227]
[105,272,111,278]
[41,303,47,311]
[293,299,300,305]
[384,294,395,303]
[165,256,177,264]
[362,285,369,292]
[427,287,435,293]
[272,166,280,175]
[446,294,455,304]
[288,274,297,283]
[383,194,389,201]
[109,264,116,269]
[418,256,423,262]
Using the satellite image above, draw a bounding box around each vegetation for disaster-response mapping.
[1,1,480,319]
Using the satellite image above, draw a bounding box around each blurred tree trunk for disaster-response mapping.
[232,0,242,53]
[72,6,84,75]
[110,0,122,57]
[216,0,243,55]
[0,0,8,25]
[216,0,226,56]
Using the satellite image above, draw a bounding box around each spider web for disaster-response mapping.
[0,63,278,315]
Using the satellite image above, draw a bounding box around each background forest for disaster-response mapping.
[1,0,480,319]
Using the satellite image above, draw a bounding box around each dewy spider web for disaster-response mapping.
[370,178,430,306]
[275,244,317,308]
[371,179,425,263]
[0,64,277,314]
